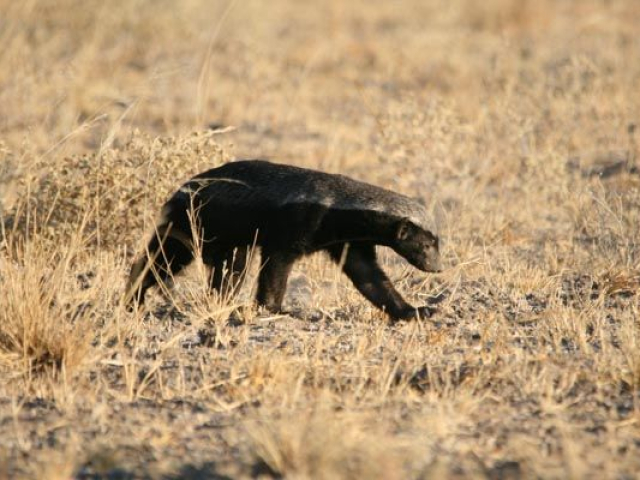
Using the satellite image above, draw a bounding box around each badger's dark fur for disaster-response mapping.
[126,160,441,320]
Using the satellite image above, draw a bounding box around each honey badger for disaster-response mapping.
[126,160,441,320]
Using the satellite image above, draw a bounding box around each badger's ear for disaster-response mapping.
[426,230,439,248]
[412,196,427,207]
[395,218,411,241]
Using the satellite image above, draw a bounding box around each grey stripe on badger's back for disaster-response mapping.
[280,173,431,231]
[182,160,433,232]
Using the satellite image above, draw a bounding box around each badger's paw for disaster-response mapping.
[390,305,437,323]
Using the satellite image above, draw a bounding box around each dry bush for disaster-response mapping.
[3,131,228,250]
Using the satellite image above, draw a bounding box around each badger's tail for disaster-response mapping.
[124,198,195,307]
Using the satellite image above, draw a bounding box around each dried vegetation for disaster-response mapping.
[1,0,639,478]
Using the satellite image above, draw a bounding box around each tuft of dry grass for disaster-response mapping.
[247,400,410,480]
[0,239,93,382]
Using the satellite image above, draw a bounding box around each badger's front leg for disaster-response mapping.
[328,242,434,321]
[256,249,298,313]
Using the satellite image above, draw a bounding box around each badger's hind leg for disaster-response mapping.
[204,246,249,300]
[126,229,194,307]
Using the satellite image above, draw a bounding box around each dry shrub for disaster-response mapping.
[3,130,228,250]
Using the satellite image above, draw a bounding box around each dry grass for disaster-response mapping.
[1,0,640,478]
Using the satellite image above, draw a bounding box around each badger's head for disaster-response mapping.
[393,218,441,273]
